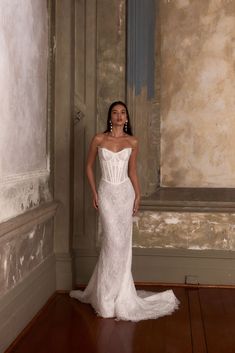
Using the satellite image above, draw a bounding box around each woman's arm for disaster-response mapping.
[128,139,141,215]
[86,134,102,210]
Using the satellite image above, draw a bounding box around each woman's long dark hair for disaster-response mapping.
[104,101,133,136]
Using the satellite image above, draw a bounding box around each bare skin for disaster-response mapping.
[86,104,141,216]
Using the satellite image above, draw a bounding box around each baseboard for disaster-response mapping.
[73,250,98,285]
[73,248,235,286]
[132,248,235,285]
[55,252,73,290]
[73,282,235,290]
[0,254,56,353]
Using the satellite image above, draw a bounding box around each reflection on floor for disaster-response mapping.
[6,286,235,353]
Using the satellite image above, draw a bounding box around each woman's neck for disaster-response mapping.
[109,127,126,138]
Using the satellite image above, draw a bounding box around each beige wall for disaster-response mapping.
[69,0,235,287]
[97,0,126,131]
[73,0,126,253]
[160,0,235,187]
[127,0,161,196]
[133,211,235,251]
[54,0,74,290]
[0,0,54,295]
[0,2,56,350]
[0,0,52,222]
[0,219,54,297]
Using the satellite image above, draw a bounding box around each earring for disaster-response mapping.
[109,120,113,132]
[124,121,128,132]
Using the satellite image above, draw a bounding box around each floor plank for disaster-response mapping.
[5,287,235,353]
[163,287,192,353]
[199,288,235,353]
[132,286,192,353]
[188,289,207,353]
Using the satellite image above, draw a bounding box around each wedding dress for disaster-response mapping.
[70,147,179,321]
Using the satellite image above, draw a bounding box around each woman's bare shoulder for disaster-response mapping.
[127,135,138,149]
[92,133,106,145]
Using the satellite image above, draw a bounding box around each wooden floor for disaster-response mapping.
[6,286,235,353]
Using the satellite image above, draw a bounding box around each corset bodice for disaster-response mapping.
[98,147,132,185]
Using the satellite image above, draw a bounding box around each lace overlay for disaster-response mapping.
[70,147,179,321]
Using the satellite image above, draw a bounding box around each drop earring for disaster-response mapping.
[109,120,113,132]
[124,121,128,133]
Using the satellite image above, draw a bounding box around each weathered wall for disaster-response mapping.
[97,0,126,131]
[0,2,56,350]
[160,0,235,187]
[54,0,74,290]
[0,0,54,295]
[127,0,160,196]
[72,0,235,286]
[0,0,52,222]
[73,0,126,252]
[73,0,128,284]
[73,0,99,252]
[133,212,235,250]
[0,219,53,297]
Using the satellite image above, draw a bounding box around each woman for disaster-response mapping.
[70,101,179,321]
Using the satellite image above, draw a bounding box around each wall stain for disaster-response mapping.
[133,211,235,251]
[0,176,52,222]
[160,0,235,187]
[127,0,156,99]
[0,219,53,296]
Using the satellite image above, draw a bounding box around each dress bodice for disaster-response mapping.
[98,147,132,184]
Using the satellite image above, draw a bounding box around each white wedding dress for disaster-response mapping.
[70,147,179,321]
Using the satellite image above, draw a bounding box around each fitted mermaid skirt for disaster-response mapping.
[70,148,179,321]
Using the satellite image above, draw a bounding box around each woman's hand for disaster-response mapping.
[133,196,140,216]
[93,193,99,210]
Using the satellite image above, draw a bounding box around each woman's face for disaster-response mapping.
[111,104,127,126]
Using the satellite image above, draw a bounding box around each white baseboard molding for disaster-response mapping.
[0,254,56,353]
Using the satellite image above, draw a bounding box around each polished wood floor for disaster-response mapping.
[6,286,235,353]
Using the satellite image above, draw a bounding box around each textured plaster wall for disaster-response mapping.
[127,0,156,99]
[133,212,235,251]
[160,0,235,187]
[0,175,51,222]
[0,0,53,297]
[0,220,53,296]
[127,0,161,196]
[0,0,51,222]
[97,0,126,131]
[0,0,48,176]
